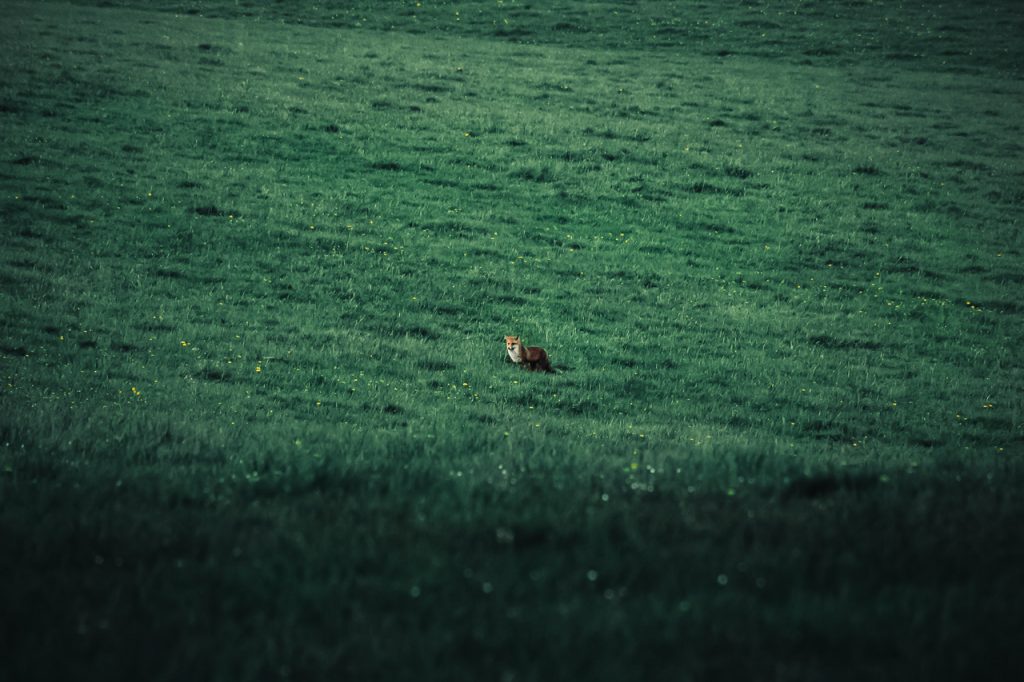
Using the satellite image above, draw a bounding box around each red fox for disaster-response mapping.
[505,335,554,373]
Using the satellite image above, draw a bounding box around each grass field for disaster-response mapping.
[2,1,1023,679]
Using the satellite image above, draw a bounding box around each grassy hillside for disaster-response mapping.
[2,1,1023,680]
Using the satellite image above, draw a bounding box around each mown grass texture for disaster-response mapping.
[1,1,1023,680]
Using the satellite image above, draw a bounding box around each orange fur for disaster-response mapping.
[505,335,554,373]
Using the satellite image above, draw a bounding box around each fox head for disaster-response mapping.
[505,335,522,361]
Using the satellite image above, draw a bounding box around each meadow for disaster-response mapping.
[1,1,1023,679]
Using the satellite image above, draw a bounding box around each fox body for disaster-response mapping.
[505,335,554,373]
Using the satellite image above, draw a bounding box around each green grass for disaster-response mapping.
[2,1,1023,679]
